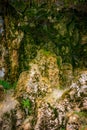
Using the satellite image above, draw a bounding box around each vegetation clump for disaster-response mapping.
[0,80,17,90]
[21,98,32,115]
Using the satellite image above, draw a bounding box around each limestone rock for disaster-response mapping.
[0,50,87,130]
[16,50,59,98]
[15,50,87,130]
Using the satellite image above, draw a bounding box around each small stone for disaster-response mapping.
[23,123,31,130]
[66,114,80,130]
[22,117,33,130]
[16,110,23,119]
[0,68,5,78]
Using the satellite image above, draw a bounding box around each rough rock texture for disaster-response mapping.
[0,4,87,130]
[15,51,87,130]
[15,50,60,129]
[16,50,59,96]
[0,16,24,82]
[0,51,87,130]
[1,7,87,83]
[34,71,87,130]
[0,89,19,130]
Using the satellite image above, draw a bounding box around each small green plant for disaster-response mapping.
[0,80,17,90]
[0,80,11,90]
[22,98,32,114]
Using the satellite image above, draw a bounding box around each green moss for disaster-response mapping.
[40,49,52,56]
[74,111,87,118]
[57,56,62,69]
[5,3,87,83]
[12,81,17,89]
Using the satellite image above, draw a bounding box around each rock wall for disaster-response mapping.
[0,51,87,130]
[0,6,87,84]
[0,5,87,130]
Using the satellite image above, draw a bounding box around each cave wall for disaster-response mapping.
[0,4,87,85]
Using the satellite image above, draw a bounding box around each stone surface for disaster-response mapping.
[0,4,87,130]
[0,51,87,130]
[15,51,87,130]
[0,68,5,79]
[0,89,19,130]
[16,50,59,97]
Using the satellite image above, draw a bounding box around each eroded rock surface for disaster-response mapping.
[0,51,87,130]
[16,50,59,97]
[0,89,19,130]
[15,51,87,130]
